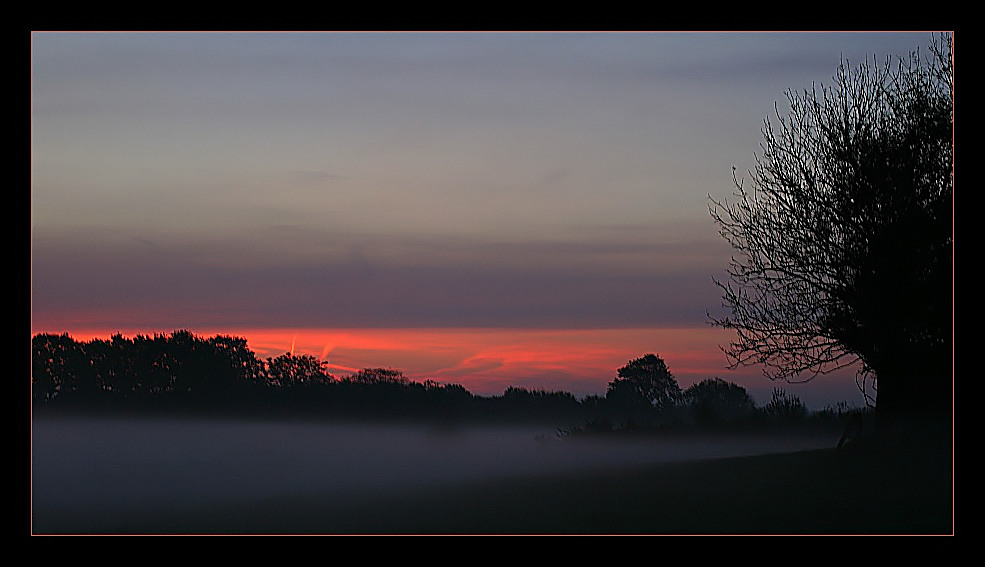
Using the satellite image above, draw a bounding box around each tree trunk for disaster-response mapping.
[875,365,951,448]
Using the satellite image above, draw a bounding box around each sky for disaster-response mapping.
[30,31,940,408]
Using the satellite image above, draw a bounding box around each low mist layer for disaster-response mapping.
[32,416,838,534]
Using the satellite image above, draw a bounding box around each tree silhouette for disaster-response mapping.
[264,352,332,387]
[32,333,91,403]
[709,35,952,434]
[606,354,682,412]
[348,368,409,385]
[684,378,756,426]
[760,388,808,423]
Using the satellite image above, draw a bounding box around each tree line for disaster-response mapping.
[32,330,861,431]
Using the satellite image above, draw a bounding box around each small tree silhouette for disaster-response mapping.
[264,353,332,387]
[606,354,682,412]
[761,388,808,423]
[684,378,756,426]
[348,368,409,385]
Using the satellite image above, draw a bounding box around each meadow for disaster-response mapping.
[31,416,951,535]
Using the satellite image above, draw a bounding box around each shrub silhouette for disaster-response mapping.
[760,388,809,423]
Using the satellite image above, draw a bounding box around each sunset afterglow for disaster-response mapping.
[30,32,917,409]
[30,31,953,537]
[39,326,860,406]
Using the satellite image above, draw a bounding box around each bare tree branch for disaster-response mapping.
[709,35,953,420]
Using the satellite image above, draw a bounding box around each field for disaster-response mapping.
[31,417,952,535]
[111,450,950,535]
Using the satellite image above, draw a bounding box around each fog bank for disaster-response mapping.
[32,416,837,533]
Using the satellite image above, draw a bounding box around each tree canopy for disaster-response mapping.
[606,354,682,412]
[684,378,756,426]
[709,35,952,429]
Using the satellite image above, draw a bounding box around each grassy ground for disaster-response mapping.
[77,440,952,535]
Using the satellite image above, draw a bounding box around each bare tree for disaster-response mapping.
[709,35,952,432]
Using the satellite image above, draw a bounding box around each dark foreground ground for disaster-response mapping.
[49,440,951,535]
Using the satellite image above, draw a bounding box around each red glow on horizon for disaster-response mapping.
[31,326,751,396]
[31,326,862,406]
